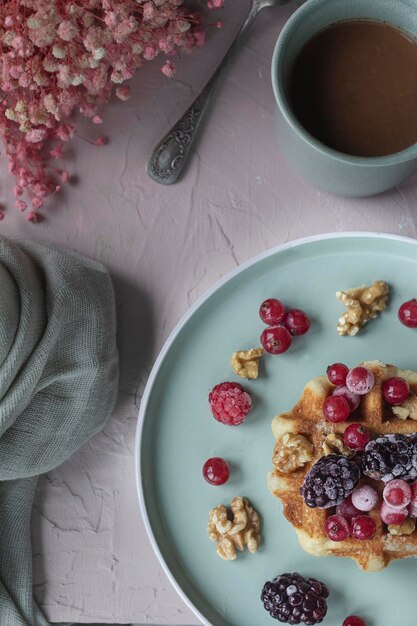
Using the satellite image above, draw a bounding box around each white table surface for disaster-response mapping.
[2,0,417,623]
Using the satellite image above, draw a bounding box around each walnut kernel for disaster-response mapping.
[208,496,261,561]
[231,348,264,379]
[336,280,389,336]
[388,517,416,536]
[322,433,352,457]
[392,393,417,420]
[272,433,314,473]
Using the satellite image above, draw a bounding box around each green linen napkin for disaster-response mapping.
[0,237,119,625]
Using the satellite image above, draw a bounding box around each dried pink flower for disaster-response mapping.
[0,0,224,220]
[161,60,176,78]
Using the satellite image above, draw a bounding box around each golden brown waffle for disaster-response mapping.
[267,360,417,571]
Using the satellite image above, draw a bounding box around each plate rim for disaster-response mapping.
[134,230,417,626]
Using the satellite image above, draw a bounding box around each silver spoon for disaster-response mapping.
[147,0,287,185]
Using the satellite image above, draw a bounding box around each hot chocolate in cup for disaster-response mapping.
[271,0,417,197]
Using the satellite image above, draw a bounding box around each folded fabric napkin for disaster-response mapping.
[0,237,119,625]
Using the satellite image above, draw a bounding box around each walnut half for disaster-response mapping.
[336,280,388,336]
[231,348,264,379]
[322,433,352,457]
[272,433,314,473]
[208,496,261,561]
[392,393,417,420]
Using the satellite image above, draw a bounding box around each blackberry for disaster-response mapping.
[300,454,361,509]
[261,572,329,625]
[362,433,417,482]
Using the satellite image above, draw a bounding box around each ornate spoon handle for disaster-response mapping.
[146,2,274,185]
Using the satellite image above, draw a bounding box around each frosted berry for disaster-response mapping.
[301,455,361,509]
[343,617,366,626]
[259,298,286,325]
[343,424,371,450]
[383,479,411,509]
[284,308,311,336]
[411,480,417,504]
[336,496,361,524]
[351,515,376,540]
[333,386,361,411]
[202,457,230,485]
[380,501,408,525]
[323,395,350,423]
[382,377,410,405]
[261,325,292,354]
[209,382,252,426]
[346,367,375,395]
[324,514,350,541]
[351,485,378,512]
[327,363,349,386]
[398,299,417,328]
[408,502,417,518]
[261,572,329,624]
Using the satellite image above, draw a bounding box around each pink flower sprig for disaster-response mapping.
[0,0,224,221]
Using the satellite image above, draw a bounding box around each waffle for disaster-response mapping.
[267,360,417,572]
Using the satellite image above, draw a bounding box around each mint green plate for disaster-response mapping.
[136,233,417,626]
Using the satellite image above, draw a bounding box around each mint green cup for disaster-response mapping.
[271,0,417,197]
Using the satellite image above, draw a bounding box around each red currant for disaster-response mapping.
[323,395,350,423]
[260,325,292,354]
[380,501,408,525]
[333,386,361,411]
[326,362,349,386]
[351,515,376,540]
[259,298,286,325]
[383,479,411,509]
[284,308,311,336]
[398,299,417,328]
[336,496,361,525]
[202,457,230,485]
[382,377,410,405]
[324,514,350,541]
[346,367,375,395]
[343,616,366,626]
[343,424,371,450]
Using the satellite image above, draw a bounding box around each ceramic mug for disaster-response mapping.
[271,0,417,197]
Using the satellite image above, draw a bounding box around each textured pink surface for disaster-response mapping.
[1,0,417,623]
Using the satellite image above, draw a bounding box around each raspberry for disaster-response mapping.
[351,485,378,512]
[208,382,251,426]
